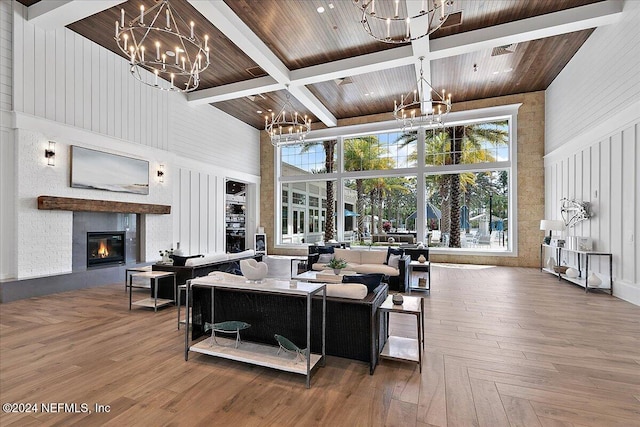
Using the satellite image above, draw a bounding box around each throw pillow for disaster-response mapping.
[385,247,403,265]
[169,254,204,266]
[387,254,401,268]
[317,253,333,264]
[316,246,335,254]
[342,273,384,294]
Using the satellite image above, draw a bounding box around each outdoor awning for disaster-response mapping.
[344,209,359,217]
[406,202,442,221]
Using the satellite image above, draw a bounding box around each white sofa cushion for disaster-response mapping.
[334,248,361,264]
[186,253,229,267]
[360,250,387,264]
[228,249,256,260]
[353,264,399,276]
[325,283,368,299]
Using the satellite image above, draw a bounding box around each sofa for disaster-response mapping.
[307,246,410,292]
[189,273,389,374]
[152,249,261,299]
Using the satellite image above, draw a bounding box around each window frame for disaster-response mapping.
[273,104,520,257]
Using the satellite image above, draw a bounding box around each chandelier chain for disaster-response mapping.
[393,56,452,131]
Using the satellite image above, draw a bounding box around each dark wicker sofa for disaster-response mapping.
[308,246,410,292]
[190,282,389,374]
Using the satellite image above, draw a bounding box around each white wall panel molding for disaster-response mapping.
[544,119,639,306]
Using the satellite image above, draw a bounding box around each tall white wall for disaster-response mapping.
[1,1,260,280]
[545,0,640,305]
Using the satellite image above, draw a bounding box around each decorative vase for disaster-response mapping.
[392,294,404,305]
[587,272,602,287]
[162,254,171,264]
[547,257,556,270]
[418,254,426,264]
[565,267,579,278]
[333,268,341,275]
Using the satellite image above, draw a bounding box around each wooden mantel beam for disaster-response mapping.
[37,196,171,215]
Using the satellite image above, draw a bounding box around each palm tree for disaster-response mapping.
[398,122,508,247]
[343,136,389,239]
[298,140,336,241]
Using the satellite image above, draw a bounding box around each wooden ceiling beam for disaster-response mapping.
[28,0,126,30]
[188,0,337,127]
[429,0,624,60]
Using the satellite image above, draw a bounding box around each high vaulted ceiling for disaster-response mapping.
[20,0,623,130]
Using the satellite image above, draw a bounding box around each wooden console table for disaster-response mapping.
[184,277,326,388]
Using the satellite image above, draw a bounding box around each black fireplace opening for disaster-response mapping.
[87,232,126,267]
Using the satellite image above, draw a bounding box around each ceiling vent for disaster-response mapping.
[246,66,268,78]
[492,43,518,56]
[441,11,463,28]
[334,76,354,86]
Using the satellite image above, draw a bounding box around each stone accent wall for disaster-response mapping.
[260,91,545,267]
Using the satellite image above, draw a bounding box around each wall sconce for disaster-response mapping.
[157,164,165,183]
[45,141,56,166]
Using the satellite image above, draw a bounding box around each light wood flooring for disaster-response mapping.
[1,265,639,426]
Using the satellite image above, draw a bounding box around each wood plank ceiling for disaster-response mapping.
[18,0,609,130]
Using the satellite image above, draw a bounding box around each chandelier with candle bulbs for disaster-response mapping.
[394,56,451,130]
[115,0,210,92]
[265,86,311,146]
[353,0,454,44]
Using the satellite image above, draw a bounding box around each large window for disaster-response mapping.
[276,107,517,254]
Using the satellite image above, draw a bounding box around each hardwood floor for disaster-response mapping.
[1,265,639,426]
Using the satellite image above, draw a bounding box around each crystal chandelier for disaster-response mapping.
[265,87,311,146]
[353,0,454,44]
[393,56,451,130]
[115,0,210,92]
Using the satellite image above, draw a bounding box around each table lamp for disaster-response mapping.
[540,219,565,244]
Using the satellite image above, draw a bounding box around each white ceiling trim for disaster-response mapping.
[290,46,415,86]
[186,0,621,123]
[428,0,624,60]
[188,0,337,127]
[288,85,337,128]
[27,0,126,30]
[187,76,282,105]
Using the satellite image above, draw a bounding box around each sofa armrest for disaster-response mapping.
[397,255,410,293]
[307,253,320,268]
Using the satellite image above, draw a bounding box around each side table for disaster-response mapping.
[129,271,176,312]
[378,295,425,372]
[407,260,430,293]
[124,265,152,291]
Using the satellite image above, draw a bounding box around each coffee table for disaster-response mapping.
[293,270,358,283]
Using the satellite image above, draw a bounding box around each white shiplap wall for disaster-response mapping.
[2,2,261,280]
[11,4,170,150]
[545,0,640,305]
[0,0,14,280]
[545,0,640,153]
[0,0,11,111]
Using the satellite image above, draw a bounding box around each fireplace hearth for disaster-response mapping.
[87,232,126,267]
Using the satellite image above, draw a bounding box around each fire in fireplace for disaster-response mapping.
[87,232,126,267]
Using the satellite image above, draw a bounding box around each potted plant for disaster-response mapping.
[326,257,348,275]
